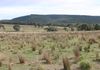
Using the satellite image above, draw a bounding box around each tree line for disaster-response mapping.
[0,21,100,32]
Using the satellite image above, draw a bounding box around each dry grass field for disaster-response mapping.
[0,24,45,32]
[0,31,99,70]
[0,24,71,32]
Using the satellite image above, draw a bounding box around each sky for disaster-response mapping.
[0,0,100,19]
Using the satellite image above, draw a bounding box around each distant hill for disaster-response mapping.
[1,14,100,26]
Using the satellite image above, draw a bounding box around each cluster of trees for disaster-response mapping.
[0,24,20,32]
[44,23,100,32]
[0,21,100,32]
[76,24,100,31]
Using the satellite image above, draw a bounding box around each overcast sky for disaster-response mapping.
[0,0,100,19]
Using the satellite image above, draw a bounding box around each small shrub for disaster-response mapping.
[95,52,100,62]
[29,65,44,70]
[88,38,97,44]
[39,49,42,55]
[43,52,52,64]
[18,55,25,64]
[31,46,36,51]
[63,27,67,31]
[84,46,90,52]
[37,65,44,70]
[8,63,12,70]
[80,61,91,70]
[96,52,99,59]
[79,46,82,51]
[0,24,5,30]
[73,48,80,62]
[0,61,2,67]
[8,58,13,70]
[44,26,57,32]
[63,57,70,70]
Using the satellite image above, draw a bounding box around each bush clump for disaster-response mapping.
[44,26,57,32]
[80,61,91,70]
[13,24,20,31]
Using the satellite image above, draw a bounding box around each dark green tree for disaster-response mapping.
[94,24,100,30]
[13,24,20,31]
[78,24,90,31]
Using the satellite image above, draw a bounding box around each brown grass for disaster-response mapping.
[8,63,12,70]
[63,57,70,70]
[0,61,2,67]
[18,55,25,64]
[73,47,80,62]
[42,52,52,64]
